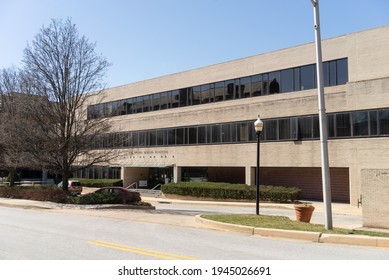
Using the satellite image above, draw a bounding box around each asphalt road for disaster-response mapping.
[1,206,388,260]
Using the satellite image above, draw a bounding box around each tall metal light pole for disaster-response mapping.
[254,115,264,215]
[311,0,333,230]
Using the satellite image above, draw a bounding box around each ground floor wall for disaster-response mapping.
[110,137,389,206]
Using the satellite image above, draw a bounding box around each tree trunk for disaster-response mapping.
[62,174,69,191]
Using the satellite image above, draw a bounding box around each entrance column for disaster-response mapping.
[245,166,255,186]
[173,165,181,183]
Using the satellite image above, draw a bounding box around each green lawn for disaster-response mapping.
[201,214,389,237]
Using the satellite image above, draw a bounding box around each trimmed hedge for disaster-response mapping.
[70,191,141,205]
[71,178,123,188]
[0,186,141,205]
[0,186,69,203]
[162,182,301,203]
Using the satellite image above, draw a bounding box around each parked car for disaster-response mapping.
[85,187,140,204]
[57,180,83,195]
[92,186,128,194]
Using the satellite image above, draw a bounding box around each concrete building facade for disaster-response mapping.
[83,25,389,206]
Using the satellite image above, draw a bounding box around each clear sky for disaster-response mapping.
[0,0,388,88]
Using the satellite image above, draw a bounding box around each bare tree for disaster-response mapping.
[0,68,33,186]
[22,18,114,191]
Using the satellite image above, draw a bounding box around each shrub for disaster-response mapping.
[0,186,70,203]
[162,182,300,203]
[71,178,123,188]
[70,191,141,205]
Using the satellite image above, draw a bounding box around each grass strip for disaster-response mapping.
[201,214,389,237]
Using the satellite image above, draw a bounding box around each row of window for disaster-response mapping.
[72,166,121,180]
[91,108,389,149]
[87,58,348,119]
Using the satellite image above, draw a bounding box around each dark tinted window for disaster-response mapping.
[352,111,369,136]
[337,58,348,85]
[281,69,294,93]
[269,71,280,94]
[298,116,312,139]
[329,61,337,86]
[279,118,291,140]
[225,80,234,100]
[240,77,251,98]
[264,119,278,140]
[201,84,210,104]
[379,109,389,135]
[192,86,201,105]
[214,82,224,102]
[369,111,378,135]
[300,65,315,90]
[336,113,351,137]
[251,74,262,96]
[171,90,180,108]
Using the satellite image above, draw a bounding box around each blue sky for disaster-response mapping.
[1,0,388,88]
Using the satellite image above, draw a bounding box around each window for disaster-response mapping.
[298,117,312,139]
[379,109,389,135]
[192,86,201,105]
[225,80,234,100]
[179,88,188,107]
[188,127,197,144]
[201,84,210,104]
[240,77,251,98]
[269,71,280,94]
[171,90,180,108]
[323,62,329,87]
[352,112,368,136]
[369,111,378,135]
[149,130,157,146]
[160,91,171,109]
[237,122,249,141]
[212,125,221,143]
[167,129,175,145]
[281,69,294,93]
[329,61,337,86]
[134,96,143,113]
[221,124,231,143]
[300,65,315,90]
[279,118,291,140]
[336,113,351,137]
[176,128,185,145]
[142,95,150,112]
[198,126,207,144]
[262,73,269,95]
[153,93,161,111]
[251,74,262,96]
[294,68,300,91]
[125,98,133,114]
[214,82,224,102]
[327,114,335,138]
[264,119,278,140]
[337,58,348,85]
[156,130,165,146]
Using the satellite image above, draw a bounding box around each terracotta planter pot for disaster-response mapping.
[294,205,315,222]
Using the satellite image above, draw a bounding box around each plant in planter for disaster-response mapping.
[294,202,315,223]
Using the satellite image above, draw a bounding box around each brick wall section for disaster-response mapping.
[260,167,350,203]
[361,169,389,229]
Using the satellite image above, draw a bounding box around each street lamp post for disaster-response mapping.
[254,115,264,215]
[311,0,333,230]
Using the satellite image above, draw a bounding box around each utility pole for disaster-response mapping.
[311,0,333,230]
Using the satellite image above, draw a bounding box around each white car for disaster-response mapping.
[57,180,83,195]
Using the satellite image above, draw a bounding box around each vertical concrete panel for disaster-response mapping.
[362,169,389,229]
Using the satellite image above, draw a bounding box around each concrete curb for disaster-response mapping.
[195,215,389,248]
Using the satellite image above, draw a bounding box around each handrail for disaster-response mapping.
[126,182,138,189]
[151,183,162,190]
